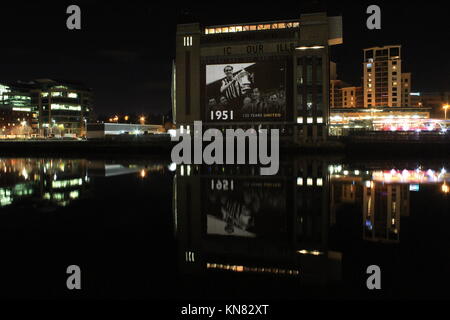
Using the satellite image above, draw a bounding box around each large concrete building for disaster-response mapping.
[174,12,343,144]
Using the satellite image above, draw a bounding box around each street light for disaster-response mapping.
[443,104,449,120]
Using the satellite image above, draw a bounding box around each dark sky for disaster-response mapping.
[1,1,449,115]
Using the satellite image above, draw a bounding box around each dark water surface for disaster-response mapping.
[0,156,449,300]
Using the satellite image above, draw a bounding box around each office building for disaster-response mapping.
[0,83,36,136]
[32,79,93,137]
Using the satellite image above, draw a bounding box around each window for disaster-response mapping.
[183,36,193,47]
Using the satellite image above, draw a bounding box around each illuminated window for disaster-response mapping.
[51,92,62,97]
[307,117,313,124]
[297,117,303,124]
[51,104,81,111]
[68,92,78,98]
[183,36,193,47]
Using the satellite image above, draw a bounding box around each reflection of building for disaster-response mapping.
[0,83,36,136]
[174,12,343,144]
[174,159,342,284]
[330,165,412,243]
[363,183,410,243]
[363,45,412,108]
[0,159,90,208]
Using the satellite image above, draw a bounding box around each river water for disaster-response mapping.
[0,156,449,299]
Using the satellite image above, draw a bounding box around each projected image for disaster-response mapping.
[205,179,287,238]
[206,61,286,121]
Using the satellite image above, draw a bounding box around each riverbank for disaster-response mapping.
[0,138,449,158]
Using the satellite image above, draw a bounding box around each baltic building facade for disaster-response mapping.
[174,12,343,144]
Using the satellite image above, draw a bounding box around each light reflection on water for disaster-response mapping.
[0,157,450,299]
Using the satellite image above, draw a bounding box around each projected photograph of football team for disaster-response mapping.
[206,61,286,121]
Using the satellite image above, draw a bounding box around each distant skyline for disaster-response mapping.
[1,1,448,115]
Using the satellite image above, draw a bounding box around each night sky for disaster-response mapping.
[1,1,449,117]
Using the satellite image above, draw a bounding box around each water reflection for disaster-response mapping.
[174,159,450,296]
[0,158,166,209]
[1,156,449,298]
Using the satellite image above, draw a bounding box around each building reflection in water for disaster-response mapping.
[0,158,90,208]
[0,158,166,209]
[330,165,450,243]
[174,159,450,287]
[173,159,343,285]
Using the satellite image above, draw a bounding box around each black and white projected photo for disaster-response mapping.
[206,61,286,121]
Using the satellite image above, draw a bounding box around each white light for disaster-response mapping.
[296,45,324,50]
[297,178,303,186]
[307,178,313,186]
[297,117,303,124]
[317,117,323,124]
[307,117,313,124]
[317,178,323,186]
[168,129,177,138]
[168,163,177,172]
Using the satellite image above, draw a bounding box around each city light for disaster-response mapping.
[443,104,449,120]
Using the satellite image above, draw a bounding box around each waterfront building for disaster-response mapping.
[174,12,343,144]
[32,79,93,137]
[0,83,36,137]
[363,45,412,108]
